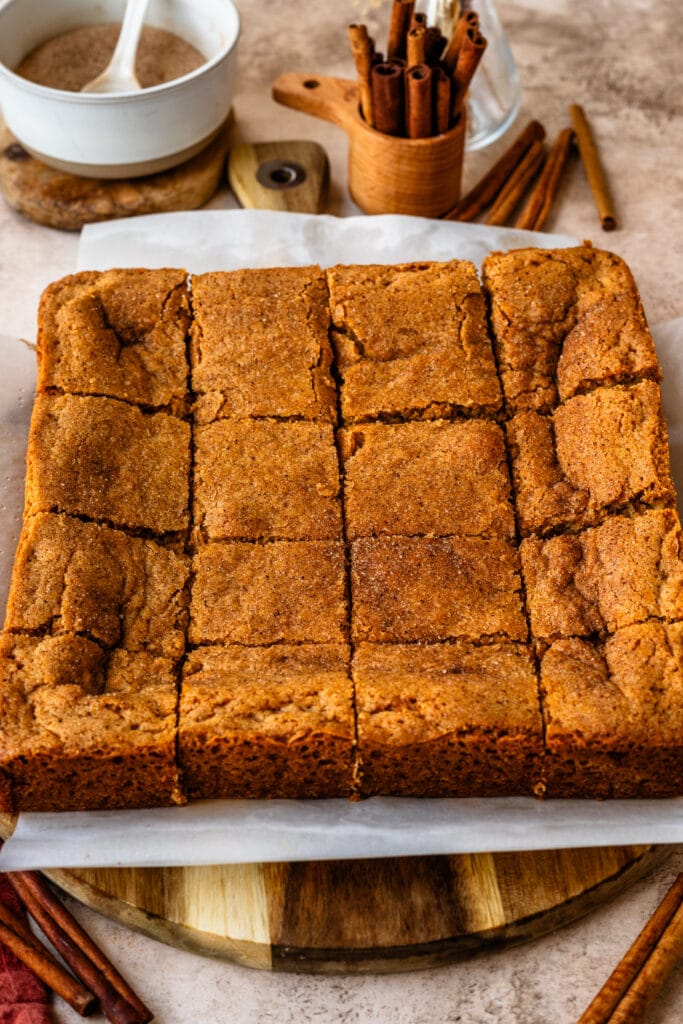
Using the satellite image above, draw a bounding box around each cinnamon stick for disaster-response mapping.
[423,25,447,64]
[348,24,375,128]
[9,871,152,1024]
[485,139,545,225]
[515,126,574,231]
[451,28,487,117]
[569,103,617,230]
[371,60,405,136]
[442,11,479,73]
[577,873,683,1024]
[442,119,546,221]
[406,25,426,67]
[387,0,414,60]
[406,64,433,139]
[434,67,452,134]
[0,918,96,1016]
[410,10,427,29]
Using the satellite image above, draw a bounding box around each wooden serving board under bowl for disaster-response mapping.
[0,813,669,973]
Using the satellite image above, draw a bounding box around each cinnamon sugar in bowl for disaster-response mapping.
[0,0,240,178]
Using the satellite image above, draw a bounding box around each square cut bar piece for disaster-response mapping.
[193,419,343,542]
[326,261,502,423]
[190,266,337,422]
[36,269,190,413]
[0,633,181,812]
[482,246,660,415]
[507,381,674,537]
[4,513,190,660]
[25,394,191,535]
[522,508,683,641]
[540,621,683,797]
[351,536,527,643]
[354,642,543,797]
[190,540,348,645]
[179,644,355,799]
[339,419,515,539]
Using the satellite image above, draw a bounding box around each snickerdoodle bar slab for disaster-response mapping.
[36,269,191,412]
[540,621,683,797]
[482,246,660,415]
[354,641,543,797]
[327,261,502,423]
[25,394,191,536]
[190,266,337,423]
[179,644,355,799]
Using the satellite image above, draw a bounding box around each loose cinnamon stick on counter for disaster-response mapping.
[569,102,617,229]
[577,873,683,1024]
[0,918,96,1016]
[406,64,434,138]
[348,24,375,128]
[435,67,452,134]
[387,0,414,60]
[442,119,546,220]
[371,60,406,135]
[8,870,152,1024]
[485,139,545,225]
[515,126,574,230]
[406,25,426,67]
[451,28,487,117]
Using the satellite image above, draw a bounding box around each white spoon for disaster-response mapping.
[81,0,151,94]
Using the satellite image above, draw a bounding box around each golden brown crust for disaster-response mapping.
[327,261,502,422]
[37,269,190,413]
[483,246,661,415]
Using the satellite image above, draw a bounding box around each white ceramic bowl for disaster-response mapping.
[0,0,240,177]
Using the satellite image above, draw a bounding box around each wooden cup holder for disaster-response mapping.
[272,72,465,218]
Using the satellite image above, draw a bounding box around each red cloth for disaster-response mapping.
[0,876,52,1024]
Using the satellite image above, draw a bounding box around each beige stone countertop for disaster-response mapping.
[1,0,682,1021]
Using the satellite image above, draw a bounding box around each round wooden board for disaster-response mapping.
[0,114,233,231]
[0,828,670,973]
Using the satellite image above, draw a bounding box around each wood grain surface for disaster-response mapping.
[0,115,233,231]
[228,140,329,213]
[0,815,668,974]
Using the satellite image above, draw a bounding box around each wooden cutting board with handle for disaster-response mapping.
[227,140,329,213]
[0,815,669,972]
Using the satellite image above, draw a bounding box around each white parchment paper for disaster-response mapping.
[1,211,683,869]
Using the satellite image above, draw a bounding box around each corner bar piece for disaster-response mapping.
[179,644,355,799]
[0,633,181,812]
[190,266,337,423]
[507,381,675,537]
[36,269,191,413]
[522,508,683,641]
[25,395,191,536]
[540,621,683,797]
[338,419,515,540]
[326,261,502,423]
[350,536,527,643]
[354,641,543,797]
[482,246,660,415]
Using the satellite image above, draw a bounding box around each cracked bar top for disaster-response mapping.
[25,394,191,535]
[193,419,343,542]
[482,246,660,415]
[4,513,190,660]
[540,621,683,797]
[179,643,354,799]
[37,269,191,413]
[354,641,543,797]
[0,633,180,810]
[507,381,675,537]
[350,536,527,643]
[522,508,683,641]
[326,261,502,423]
[190,266,337,422]
[189,540,348,645]
[338,419,515,540]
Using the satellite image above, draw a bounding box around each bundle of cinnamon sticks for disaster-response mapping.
[348,0,487,139]
[443,104,617,232]
[0,852,152,1024]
